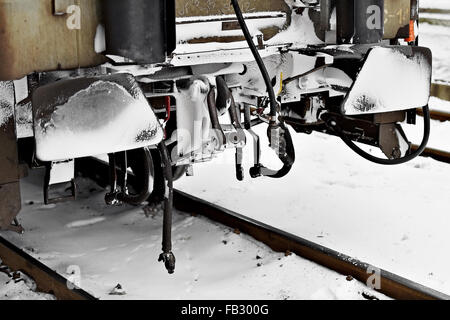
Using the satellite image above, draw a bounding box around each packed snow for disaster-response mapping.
[0,268,54,300]
[421,0,450,10]
[34,79,163,162]
[0,172,386,300]
[420,24,450,82]
[177,97,450,296]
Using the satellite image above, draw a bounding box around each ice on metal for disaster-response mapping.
[35,79,163,162]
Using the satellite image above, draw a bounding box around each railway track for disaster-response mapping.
[173,190,449,300]
[414,90,450,164]
[75,158,450,300]
[419,8,450,27]
[0,236,96,300]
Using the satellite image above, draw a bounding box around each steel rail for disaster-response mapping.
[419,17,450,27]
[417,108,450,122]
[0,235,97,300]
[411,144,450,164]
[173,190,450,300]
[76,158,450,300]
[430,83,450,102]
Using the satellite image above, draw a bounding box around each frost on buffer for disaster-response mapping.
[32,74,163,162]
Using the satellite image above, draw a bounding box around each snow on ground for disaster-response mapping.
[0,172,386,300]
[0,0,448,301]
[176,103,450,296]
[419,0,450,83]
[0,269,54,300]
[421,0,450,10]
[405,98,450,150]
[420,24,450,83]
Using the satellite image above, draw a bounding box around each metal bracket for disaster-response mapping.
[44,160,76,205]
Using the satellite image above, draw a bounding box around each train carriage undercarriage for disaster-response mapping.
[0,0,432,273]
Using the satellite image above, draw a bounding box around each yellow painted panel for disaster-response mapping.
[0,0,105,81]
[175,0,288,17]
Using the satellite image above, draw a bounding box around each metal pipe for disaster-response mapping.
[157,142,176,274]
[117,148,153,206]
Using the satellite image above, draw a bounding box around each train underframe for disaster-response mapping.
[0,0,432,273]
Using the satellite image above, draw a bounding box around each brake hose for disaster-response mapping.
[231,0,277,122]
[231,0,295,178]
[326,105,431,165]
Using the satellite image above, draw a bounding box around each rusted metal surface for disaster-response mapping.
[176,0,289,43]
[0,81,21,231]
[0,236,96,300]
[0,183,22,233]
[384,0,410,39]
[176,0,289,17]
[411,145,450,164]
[0,0,106,81]
[173,189,450,300]
[417,108,450,122]
[419,17,450,27]
[0,82,20,184]
[420,8,450,14]
[431,83,450,102]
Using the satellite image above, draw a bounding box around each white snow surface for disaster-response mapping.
[0,270,54,300]
[420,23,450,82]
[176,104,450,296]
[176,16,286,43]
[94,24,106,54]
[421,0,450,10]
[0,171,386,300]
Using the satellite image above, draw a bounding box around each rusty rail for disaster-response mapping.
[417,108,450,122]
[431,83,450,102]
[420,8,450,15]
[173,189,450,300]
[76,158,450,300]
[419,17,450,27]
[411,144,450,164]
[0,235,96,300]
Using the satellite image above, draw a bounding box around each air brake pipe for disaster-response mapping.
[157,142,176,274]
[105,149,153,206]
[230,0,277,123]
[325,105,431,165]
[231,0,296,179]
[117,149,153,205]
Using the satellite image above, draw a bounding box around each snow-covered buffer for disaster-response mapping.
[32,73,163,162]
[343,46,432,115]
